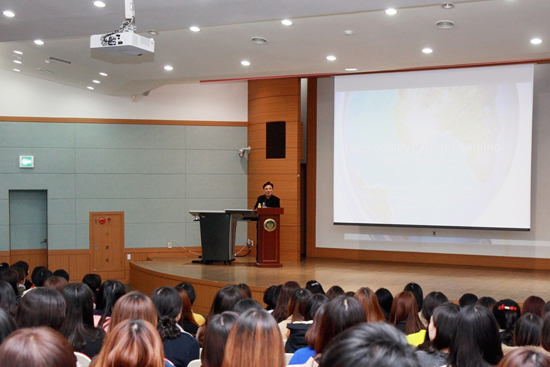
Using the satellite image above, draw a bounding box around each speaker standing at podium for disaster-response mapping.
[254,181,281,209]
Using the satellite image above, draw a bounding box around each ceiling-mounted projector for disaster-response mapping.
[90,0,154,56]
[90,31,154,56]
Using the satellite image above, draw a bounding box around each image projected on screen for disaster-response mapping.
[334,65,533,229]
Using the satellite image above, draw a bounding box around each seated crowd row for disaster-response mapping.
[1,261,550,367]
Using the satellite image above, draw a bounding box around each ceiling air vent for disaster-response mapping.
[49,56,72,65]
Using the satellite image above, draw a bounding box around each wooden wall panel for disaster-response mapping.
[247,78,302,262]
[0,251,9,264]
[10,249,48,274]
[48,250,91,282]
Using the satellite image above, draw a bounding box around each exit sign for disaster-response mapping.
[19,156,34,168]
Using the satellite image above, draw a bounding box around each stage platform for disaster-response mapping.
[129,255,550,315]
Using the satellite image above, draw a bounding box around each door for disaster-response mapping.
[89,212,124,272]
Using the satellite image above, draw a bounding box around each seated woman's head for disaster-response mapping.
[428,302,460,351]
[0,327,75,367]
[389,291,424,335]
[354,287,385,323]
[514,313,542,347]
[202,311,239,367]
[16,287,66,330]
[110,291,157,330]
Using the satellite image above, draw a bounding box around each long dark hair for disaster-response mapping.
[0,280,16,317]
[95,280,126,327]
[272,281,300,323]
[448,305,503,367]
[60,283,103,352]
[429,303,460,352]
[514,313,542,347]
[493,299,521,346]
[201,312,239,367]
[151,286,182,340]
[0,308,18,345]
[389,291,425,335]
[16,287,66,330]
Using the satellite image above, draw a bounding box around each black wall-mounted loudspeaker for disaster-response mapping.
[266,121,286,159]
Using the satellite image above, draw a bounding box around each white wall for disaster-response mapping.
[0,69,247,121]
[316,64,550,259]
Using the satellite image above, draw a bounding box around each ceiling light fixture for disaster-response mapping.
[3,10,15,17]
[164,65,173,71]
[93,1,106,7]
[99,72,108,76]
[436,20,454,29]
[13,60,22,64]
[344,30,353,36]
[531,38,542,45]
[441,3,455,9]
[422,48,433,54]
[345,68,358,71]
[147,30,159,35]
[93,80,100,84]
[385,8,397,15]
[251,37,268,45]
[87,86,95,90]
[190,26,200,32]
[326,55,337,61]
[281,19,292,26]
[241,60,251,66]
[14,50,23,55]
[34,39,45,45]
[13,69,21,72]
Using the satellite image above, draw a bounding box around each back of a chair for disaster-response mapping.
[285,353,294,365]
[188,359,202,367]
[74,352,91,367]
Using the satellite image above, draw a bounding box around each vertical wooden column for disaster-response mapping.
[248,78,302,262]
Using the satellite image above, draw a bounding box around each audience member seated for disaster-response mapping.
[10,266,26,295]
[522,296,545,317]
[354,287,385,323]
[31,266,53,288]
[477,296,497,311]
[0,268,21,304]
[152,286,200,367]
[415,303,460,367]
[286,294,329,354]
[541,314,550,352]
[43,275,69,293]
[175,286,200,336]
[279,288,312,340]
[201,312,239,367]
[272,281,301,323]
[82,273,102,302]
[0,308,18,346]
[11,261,33,290]
[448,305,503,367]
[263,285,280,311]
[109,291,158,330]
[0,327,76,367]
[325,285,345,300]
[0,280,16,316]
[420,291,449,327]
[389,291,425,342]
[94,279,126,331]
[16,287,66,330]
[289,303,327,365]
[459,293,479,307]
[90,319,167,367]
[512,313,543,348]
[53,269,70,282]
[375,287,394,321]
[198,284,246,346]
[175,282,205,326]
[232,298,263,314]
[494,299,522,346]
[221,309,285,367]
[318,323,421,367]
[306,280,325,296]
[497,347,550,367]
[60,282,105,358]
[404,283,424,313]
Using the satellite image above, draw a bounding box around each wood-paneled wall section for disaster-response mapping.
[248,78,302,262]
[9,249,48,275]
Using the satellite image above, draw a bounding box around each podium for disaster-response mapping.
[256,208,284,267]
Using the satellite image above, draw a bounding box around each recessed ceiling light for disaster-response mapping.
[345,68,358,71]
[344,30,353,36]
[241,60,251,66]
[14,50,23,55]
[3,10,15,17]
[326,55,337,61]
[436,20,454,29]
[531,38,542,45]
[441,3,455,9]
[93,1,106,8]
[385,8,397,15]
[13,69,21,72]
[147,30,159,35]
[281,19,292,26]
[164,65,173,71]
[99,72,108,76]
[251,37,268,45]
[190,26,200,32]
[13,60,22,64]
[93,80,100,84]
[34,39,45,45]
[87,86,95,90]
[422,48,433,54]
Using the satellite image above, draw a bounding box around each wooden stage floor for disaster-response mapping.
[129,255,550,314]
